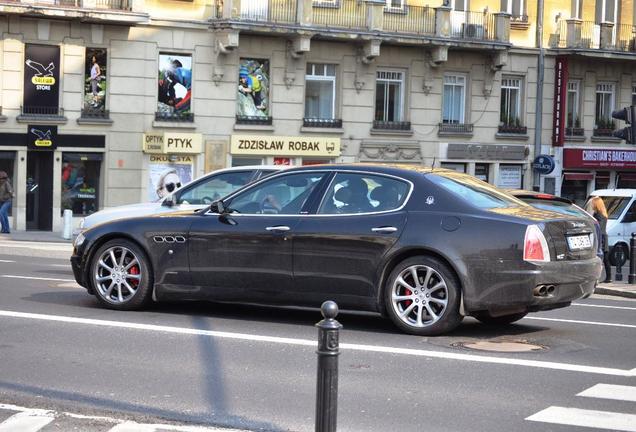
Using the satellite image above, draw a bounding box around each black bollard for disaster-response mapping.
[630,234,636,284]
[315,301,342,432]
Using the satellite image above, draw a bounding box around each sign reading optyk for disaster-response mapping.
[142,132,202,154]
[532,155,555,175]
[23,44,60,111]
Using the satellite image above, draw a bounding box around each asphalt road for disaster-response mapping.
[0,241,635,432]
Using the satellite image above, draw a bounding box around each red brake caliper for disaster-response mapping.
[129,265,139,287]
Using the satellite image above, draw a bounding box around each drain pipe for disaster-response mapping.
[533,0,545,191]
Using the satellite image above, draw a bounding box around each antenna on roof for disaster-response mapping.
[431,157,436,171]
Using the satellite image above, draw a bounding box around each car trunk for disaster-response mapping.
[544,219,597,261]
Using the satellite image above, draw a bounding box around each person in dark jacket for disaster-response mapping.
[0,171,13,234]
[586,196,611,282]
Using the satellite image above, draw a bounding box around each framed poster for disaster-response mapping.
[237,58,270,118]
[157,54,192,116]
[23,44,60,111]
[84,48,107,112]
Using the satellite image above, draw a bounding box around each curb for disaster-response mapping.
[594,286,636,299]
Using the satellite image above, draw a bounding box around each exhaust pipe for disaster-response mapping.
[546,285,556,295]
[533,285,548,297]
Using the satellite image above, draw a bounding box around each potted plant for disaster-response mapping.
[594,118,615,136]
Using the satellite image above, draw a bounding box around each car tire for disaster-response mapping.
[384,256,462,336]
[472,311,528,326]
[90,239,153,310]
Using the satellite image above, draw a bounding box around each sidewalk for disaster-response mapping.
[2,230,72,244]
[595,277,636,299]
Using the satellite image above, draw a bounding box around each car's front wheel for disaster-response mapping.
[385,256,462,336]
[90,239,153,310]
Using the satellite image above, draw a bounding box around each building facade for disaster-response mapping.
[0,0,634,231]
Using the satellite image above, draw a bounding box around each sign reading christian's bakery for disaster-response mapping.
[564,148,636,169]
[231,135,341,157]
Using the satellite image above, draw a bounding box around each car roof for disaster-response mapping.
[590,189,636,197]
[282,163,449,177]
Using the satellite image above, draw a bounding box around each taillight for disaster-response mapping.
[524,224,551,262]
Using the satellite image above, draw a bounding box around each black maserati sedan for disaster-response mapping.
[71,164,601,335]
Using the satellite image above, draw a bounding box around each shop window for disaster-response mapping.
[305,63,337,125]
[595,171,610,190]
[232,157,264,167]
[441,162,466,173]
[375,70,406,128]
[61,153,102,216]
[566,80,582,134]
[499,77,525,134]
[475,163,489,182]
[561,173,590,206]
[302,159,331,166]
[442,74,466,124]
[595,82,616,131]
[617,172,636,188]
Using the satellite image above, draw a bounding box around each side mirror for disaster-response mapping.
[210,200,226,214]
[162,195,175,207]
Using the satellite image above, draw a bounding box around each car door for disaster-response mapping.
[187,171,327,301]
[292,172,411,307]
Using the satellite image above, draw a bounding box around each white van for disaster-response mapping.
[588,189,636,255]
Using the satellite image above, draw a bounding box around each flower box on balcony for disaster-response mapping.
[155,111,194,122]
[373,120,411,131]
[438,122,473,136]
[498,124,527,134]
[565,127,585,136]
[593,128,616,137]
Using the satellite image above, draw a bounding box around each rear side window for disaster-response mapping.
[318,173,410,214]
[431,173,525,209]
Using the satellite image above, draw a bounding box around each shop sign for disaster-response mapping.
[532,155,555,175]
[27,125,57,150]
[447,144,525,161]
[564,148,636,169]
[552,56,568,147]
[231,135,341,157]
[23,44,60,110]
[142,133,202,154]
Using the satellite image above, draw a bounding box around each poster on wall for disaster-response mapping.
[497,165,523,189]
[157,54,192,117]
[147,154,193,202]
[237,58,270,118]
[84,48,107,112]
[23,44,60,111]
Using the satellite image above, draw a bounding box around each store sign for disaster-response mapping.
[552,56,568,147]
[532,155,555,175]
[231,135,341,157]
[24,44,60,110]
[564,148,636,169]
[142,133,202,154]
[447,144,525,161]
[27,125,57,150]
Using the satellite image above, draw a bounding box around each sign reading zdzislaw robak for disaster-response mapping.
[231,135,341,157]
[564,148,636,169]
[24,44,60,111]
[142,133,202,154]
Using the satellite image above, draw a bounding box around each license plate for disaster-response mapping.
[567,234,592,251]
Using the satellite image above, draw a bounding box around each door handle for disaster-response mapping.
[266,226,291,232]
[372,226,398,233]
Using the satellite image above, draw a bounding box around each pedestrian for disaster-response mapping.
[586,196,612,282]
[0,171,13,234]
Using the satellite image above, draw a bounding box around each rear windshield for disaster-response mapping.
[522,198,590,218]
[430,173,526,209]
[599,196,631,219]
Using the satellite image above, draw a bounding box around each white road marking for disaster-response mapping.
[0,409,55,432]
[0,309,633,377]
[525,316,636,329]
[578,384,636,402]
[526,407,636,431]
[0,241,71,252]
[0,275,76,283]
[574,303,636,311]
[0,260,15,263]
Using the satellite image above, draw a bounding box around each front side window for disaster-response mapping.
[375,70,404,123]
[305,64,336,119]
[442,74,466,124]
[595,82,615,128]
[500,77,522,126]
[177,171,253,205]
[318,173,409,214]
[566,80,580,128]
[227,172,325,215]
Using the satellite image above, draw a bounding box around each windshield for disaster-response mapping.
[598,196,631,219]
[430,173,527,209]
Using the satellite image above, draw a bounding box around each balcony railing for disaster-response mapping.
[21,106,65,116]
[312,0,368,29]
[8,0,131,10]
[552,20,636,52]
[498,124,527,134]
[383,5,435,35]
[439,122,473,134]
[236,115,273,125]
[155,111,194,122]
[451,11,496,41]
[238,0,297,24]
[303,118,343,128]
[373,120,412,130]
[81,108,110,119]
[565,127,585,136]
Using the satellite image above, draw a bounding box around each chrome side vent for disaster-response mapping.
[153,235,187,244]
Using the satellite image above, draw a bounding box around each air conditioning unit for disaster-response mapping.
[463,23,485,39]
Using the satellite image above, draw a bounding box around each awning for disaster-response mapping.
[563,172,594,181]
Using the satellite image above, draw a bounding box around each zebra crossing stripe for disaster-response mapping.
[526,407,636,432]
[0,410,55,432]
[109,422,156,432]
[578,384,636,402]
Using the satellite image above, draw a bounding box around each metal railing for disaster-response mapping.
[373,120,411,130]
[614,23,636,51]
[239,0,297,24]
[450,11,496,40]
[11,0,131,10]
[236,115,273,125]
[383,4,435,35]
[439,122,473,134]
[498,124,527,134]
[304,118,343,128]
[552,20,636,51]
[313,0,367,30]
[565,127,585,136]
[81,108,110,119]
[21,106,65,116]
[155,111,194,122]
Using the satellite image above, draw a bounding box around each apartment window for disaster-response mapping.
[442,74,466,124]
[385,0,405,10]
[595,0,618,23]
[500,77,522,126]
[571,0,582,18]
[566,80,580,129]
[501,0,525,18]
[450,0,466,11]
[595,82,615,128]
[305,64,336,120]
[375,71,404,123]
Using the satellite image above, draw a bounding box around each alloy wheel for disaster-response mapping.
[93,246,142,305]
[390,264,449,328]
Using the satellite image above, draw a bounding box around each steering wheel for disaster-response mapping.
[201,196,215,204]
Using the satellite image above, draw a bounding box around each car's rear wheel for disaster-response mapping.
[385,256,462,336]
[90,239,153,310]
[472,311,528,326]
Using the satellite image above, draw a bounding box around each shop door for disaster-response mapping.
[26,151,53,231]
